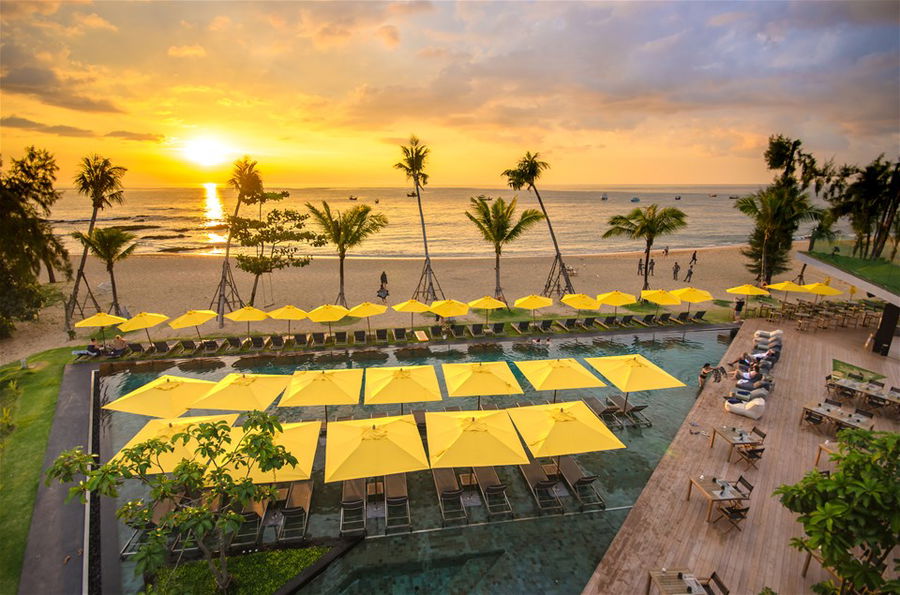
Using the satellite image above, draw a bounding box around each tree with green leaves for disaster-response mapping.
[71,227,137,316]
[602,204,687,290]
[394,135,442,301]
[65,155,126,332]
[774,430,899,595]
[230,209,325,306]
[465,195,544,301]
[45,411,298,592]
[306,201,388,306]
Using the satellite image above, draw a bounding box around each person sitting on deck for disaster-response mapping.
[107,335,128,357]
[72,338,103,357]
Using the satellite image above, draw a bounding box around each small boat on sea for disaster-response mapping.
[601,193,608,201]
[374,199,380,204]
[708,193,718,198]
[729,195,740,200]
[349,195,358,201]
[406,192,416,197]
[674,195,682,200]
[630,197,640,203]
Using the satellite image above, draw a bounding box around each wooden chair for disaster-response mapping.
[734,446,765,469]
[698,570,730,594]
[712,504,749,533]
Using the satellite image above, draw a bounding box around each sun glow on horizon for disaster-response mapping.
[181,137,237,167]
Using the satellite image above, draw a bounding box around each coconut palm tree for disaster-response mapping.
[65,155,126,330]
[394,135,442,301]
[502,152,573,295]
[72,228,137,316]
[465,196,544,301]
[306,201,388,306]
[602,204,687,290]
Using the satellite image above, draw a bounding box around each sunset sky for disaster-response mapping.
[1,1,897,188]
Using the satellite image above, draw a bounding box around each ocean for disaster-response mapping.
[48,184,810,258]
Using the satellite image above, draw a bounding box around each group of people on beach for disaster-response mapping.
[639,249,698,283]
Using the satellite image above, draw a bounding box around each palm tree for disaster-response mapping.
[72,228,137,316]
[65,155,126,330]
[465,196,544,301]
[502,152,573,295]
[602,204,687,290]
[306,201,388,306]
[394,135,442,301]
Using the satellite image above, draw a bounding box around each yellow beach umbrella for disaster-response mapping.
[267,305,307,334]
[513,358,606,402]
[585,354,685,409]
[514,294,553,323]
[348,301,388,336]
[802,283,843,297]
[641,289,681,316]
[849,285,858,300]
[169,309,218,339]
[364,365,442,414]
[430,299,469,318]
[561,293,599,311]
[103,375,216,418]
[118,312,170,343]
[596,290,637,316]
[189,373,290,411]
[670,287,713,315]
[221,421,321,483]
[307,304,349,338]
[766,280,808,303]
[468,296,507,325]
[726,284,770,297]
[225,305,270,335]
[75,312,128,343]
[324,415,429,482]
[442,361,523,409]
[111,414,239,472]
[426,410,529,468]
[393,298,431,331]
[278,369,363,421]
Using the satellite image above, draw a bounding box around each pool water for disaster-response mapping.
[99,329,730,593]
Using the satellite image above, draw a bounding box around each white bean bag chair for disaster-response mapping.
[754,329,783,338]
[725,397,766,420]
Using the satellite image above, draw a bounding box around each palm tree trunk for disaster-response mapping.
[44,257,56,284]
[531,184,574,293]
[643,240,652,291]
[65,206,101,331]
[215,197,244,326]
[414,179,430,261]
[494,248,502,299]
[249,274,260,306]
[337,251,347,307]
[107,263,120,316]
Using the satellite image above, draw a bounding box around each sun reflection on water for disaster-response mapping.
[202,183,226,254]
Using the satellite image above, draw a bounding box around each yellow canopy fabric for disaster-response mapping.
[513,358,606,391]
[392,299,430,313]
[766,281,808,293]
[514,294,553,310]
[802,283,843,296]
[103,375,216,418]
[348,302,388,318]
[507,401,625,458]
[324,415,429,482]
[169,309,217,330]
[307,304,349,323]
[189,373,291,411]
[224,306,270,322]
[584,354,685,392]
[426,410,529,468]
[430,299,469,318]
[75,312,127,327]
[596,291,637,307]
[561,293,600,310]
[442,362,523,397]
[267,305,308,320]
[220,422,321,483]
[849,285,858,298]
[111,414,239,472]
[364,366,442,405]
[640,290,681,306]
[468,296,507,310]
[118,312,169,332]
[726,284,770,296]
[669,287,713,304]
[278,369,363,407]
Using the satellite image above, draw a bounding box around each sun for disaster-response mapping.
[180,137,236,167]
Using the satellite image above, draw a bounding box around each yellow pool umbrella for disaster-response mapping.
[189,373,290,411]
[348,301,388,336]
[585,354,685,409]
[596,290,637,316]
[513,358,606,402]
[726,284,770,297]
[468,296,507,325]
[514,294,553,323]
[802,282,843,297]
[220,421,321,483]
[111,413,239,472]
[278,369,363,420]
[393,298,431,330]
[75,312,128,343]
[641,289,681,316]
[103,375,216,418]
[118,312,170,343]
[561,293,599,311]
[670,287,713,315]
[324,415,428,482]
[225,305,270,335]
[766,280,808,303]
[430,299,469,319]
[426,410,529,468]
[442,361,523,409]
[169,309,218,339]
[364,365,442,414]
[307,304,349,337]
[267,305,307,334]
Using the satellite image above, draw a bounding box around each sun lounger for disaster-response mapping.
[278,481,313,542]
[224,336,244,352]
[127,342,145,357]
[230,511,261,547]
[334,331,348,346]
[634,314,656,327]
[150,341,173,356]
[432,468,467,526]
[557,318,577,332]
[583,396,623,429]
[490,322,505,335]
[268,335,285,350]
[533,319,550,332]
[375,328,389,343]
[558,455,605,510]
[353,330,367,344]
[430,325,444,339]
[672,311,691,325]
[480,402,500,410]
[179,339,199,354]
[514,321,530,334]
[291,333,309,348]
[470,323,485,337]
[392,328,407,341]
[606,395,652,427]
[384,473,411,533]
[657,312,672,324]
[473,466,513,517]
[451,324,466,338]
[414,330,428,342]
[311,332,326,346]
[692,310,706,321]
[619,314,634,326]
[580,317,597,330]
[201,339,220,353]
[339,479,367,536]
[601,316,616,328]
[518,461,563,514]
[248,336,266,351]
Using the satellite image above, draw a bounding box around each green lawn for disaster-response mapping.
[807,249,900,294]
[0,347,72,595]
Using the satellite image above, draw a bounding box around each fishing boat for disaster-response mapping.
[708,193,718,198]
[406,192,416,197]
[729,195,740,200]
[374,199,380,204]
[601,193,608,201]
[674,195,682,200]
[348,195,358,201]
[630,197,640,203]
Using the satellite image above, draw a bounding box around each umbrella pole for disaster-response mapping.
[401,403,405,415]
[100,327,106,346]
[196,326,202,340]
[367,318,372,337]
[288,320,291,335]
[623,392,630,411]
[478,395,482,410]
[410,312,414,333]
[145,328,152,343]
[324,404,328,423]
[553,389,558,404]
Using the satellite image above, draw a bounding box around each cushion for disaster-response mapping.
[754,329,783,338]
[725,397,766,420]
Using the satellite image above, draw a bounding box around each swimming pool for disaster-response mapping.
[99,328,731,593]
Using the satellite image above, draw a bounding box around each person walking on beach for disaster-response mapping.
[663,246,669,258]
[376,284,389,304]
[648,258,655,276]
[684,264,694,283]
[689,251,698,265]
[672,261,681,280]
[380,271,388,286]
[733,297,745,321]
[637,259,644,276]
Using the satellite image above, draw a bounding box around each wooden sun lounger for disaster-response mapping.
[473,466,513,517]
[470,323,485,337]
[334,331,348,346]
[580,317,597,330]
[432,468,467,526]
[430,325,444,339]
[490,322,506,335]
[634,314,656,327]
[537,319,553,332]
[248,336,266,351]
[126,342,145,357]
[291,333,309,348]
[619,314,635,327]
[268,335,285,350]
[392,328,407,341]
[583,396,623,430]
[692,310,707,321]
[556,318,577,332]
[672,311,691,325]
[451,324,466,338]
[375,328,389,343]
[657,312,672,325]
[278,481,313,541]
[559,456,605,511]
[384,473,411,533]
[311,332,326,346]
[480,402,500,410]
[179,339,199,354]
[518,461,563,514]
[223,336,244,352]
[606,395,652,427]
[339,479,367,536]
[200,339,220,353]
[151,340,175,356]
[513,321,531,334]
[414,330,429,342]
[601,316,616,328]
[353,330,367,344]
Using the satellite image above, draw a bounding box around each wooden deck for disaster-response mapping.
[583,319,900,594]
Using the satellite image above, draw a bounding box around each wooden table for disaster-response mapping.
[686,475,751,522]
[833,378,899,405]
[646,569,705,594]
[709,425,763,460]
[814,441,837,468]
[801,402,874,431]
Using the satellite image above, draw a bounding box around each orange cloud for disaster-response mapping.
[167,44,207,58]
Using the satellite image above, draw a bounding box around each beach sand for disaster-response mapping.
[0,244,837,364]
